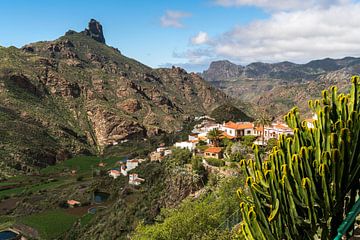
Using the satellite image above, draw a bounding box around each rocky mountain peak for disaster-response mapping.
[202,60,244,81]
[84,19,106,44]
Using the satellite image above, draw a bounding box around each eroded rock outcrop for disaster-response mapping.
[83,19,106,44]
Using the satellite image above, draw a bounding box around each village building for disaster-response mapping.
[188,133,199,141]
[150,151,163,161]
[120,165,127,176]
[126,159,139,171]
[129,173,145,186]
[109,169,121,179]
[156,147,166,153]
[174,141,196,151]
[304,113,318,129]
[220,121,255,138]
[67,200,81,208]
[263,123,293,141]
[204,147,223,159]
[164,149,172,156]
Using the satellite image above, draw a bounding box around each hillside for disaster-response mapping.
[0,19,232,177]
[201,58,359,117]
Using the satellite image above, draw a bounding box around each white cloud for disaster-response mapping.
[181,2,360,66]
[160,10,191,28]
[190,31,210,45]
[213,0,352,11]
[173,48,214,64]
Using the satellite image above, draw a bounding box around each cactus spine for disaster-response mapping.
[238,77,360,239]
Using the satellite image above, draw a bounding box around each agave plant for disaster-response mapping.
[237,77,360,239]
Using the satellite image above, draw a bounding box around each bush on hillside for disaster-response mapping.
[210,104,253,123]
[205,158,225,167]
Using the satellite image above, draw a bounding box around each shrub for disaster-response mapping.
[266,137,277,151]
[240,135,257,146]
[170,148,192,166]
[76,175,84,181]
[205,158,225,167]
[191,156,206,176]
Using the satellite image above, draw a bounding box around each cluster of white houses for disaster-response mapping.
[174,118,294,153]
[108,158,145,186]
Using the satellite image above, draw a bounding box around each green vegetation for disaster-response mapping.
[237,77,360,239]
[240,135,257,147]
[207,129,222,147]
[205,158,225,167]
[40,155,121,175]
[19,210,79,239]
[132,177,244,240]
[191,156,206,176]
[0,178,69,199]
[167,148,192,166]
[265,138,277,151]
[254,111,272,145]
[210,103,252,123]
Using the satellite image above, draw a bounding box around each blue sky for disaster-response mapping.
[1,0,360,72]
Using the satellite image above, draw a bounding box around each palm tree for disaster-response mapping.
[254,111,272,145]
[207,128,221,147]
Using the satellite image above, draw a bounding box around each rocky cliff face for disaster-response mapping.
[201,58,359,117]
[0,20,231,177]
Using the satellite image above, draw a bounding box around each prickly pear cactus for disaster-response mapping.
[237,77,360,239]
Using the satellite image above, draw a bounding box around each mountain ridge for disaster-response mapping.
[0,19,233,177]
[202,57,360,81]
[201,58,359,117]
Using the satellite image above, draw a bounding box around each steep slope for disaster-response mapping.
[0,20,231,177]
[201,59,359,116]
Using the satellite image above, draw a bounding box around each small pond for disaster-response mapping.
[88,207,97,214]
[88,206,107,214]
[93,191,110,204]
[0,230,18,240]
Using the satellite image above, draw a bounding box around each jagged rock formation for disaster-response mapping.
[201,58,360,116]
[0,20,232,176]
[82,19,106,44]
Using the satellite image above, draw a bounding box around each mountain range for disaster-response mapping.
[0,19,231,177]
[201,58,360,116]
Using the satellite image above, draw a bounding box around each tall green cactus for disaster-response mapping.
[237,77,360,239]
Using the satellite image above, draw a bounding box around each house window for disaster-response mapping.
[247,130,251,135]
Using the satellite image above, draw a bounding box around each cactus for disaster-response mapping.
[237,77,360,239]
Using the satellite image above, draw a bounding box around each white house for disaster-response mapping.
[188,133,199,141]
[304,114,318,129]
[164,149,172,156]
[156,147,166,153]
[129,173,145,186]
[174,141,196,151]
[109,169,121,179]
[120,165,127,176]
[126,159,139,171]
[220,121,255,138]
[263,123,293,140]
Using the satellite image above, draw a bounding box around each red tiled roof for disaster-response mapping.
[224,121,254,130]
[110,170,121,174]
[67,200,80,205]
[220,132,236,139]
[204,147,223,153]
[127,159,139,163]
[273,123,292,130]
